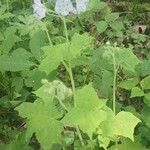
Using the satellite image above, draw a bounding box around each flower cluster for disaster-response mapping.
[55,0,89,16]
[33,0,46,20]
[33,0,89,20]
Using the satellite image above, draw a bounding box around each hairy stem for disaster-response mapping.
[76,126,84,146]
[112,52,117,115]
[45,29,52,46]
[62,17,76,106]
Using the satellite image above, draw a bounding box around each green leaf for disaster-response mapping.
[110,21,124,31]
[16,99,63,150]
[39,33,93,74]
[141,106,150,128]
[0,132,31,150]
[140,76,150,90]
[39,43,67,74]
[62,84,107,138]
[87,1,107,11]
[135,60,150,76]
[103,46,141,73]
[29,30,47,61]
[100,70,113,98]
[130,87,144,98]
[0,48,33,72]
[69,33,93,60]
[96,21,108,33]
[2,26,22,53]
[105,13,119,23]
[100,111,141,141]
[108,137,148,150]
[118,78,139,90]
[144,93,150,107]
[114,111,141,141]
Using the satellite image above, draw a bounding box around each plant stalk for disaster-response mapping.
[76,126,84,146]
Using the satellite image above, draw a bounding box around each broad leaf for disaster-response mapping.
[0,48,33,72]
[62,84,107,138]
[103,46,141,73]
[39,33,93,74]
[100,111,141,141]
[16,99,63,150]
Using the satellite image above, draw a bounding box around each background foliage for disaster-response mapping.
[0,0,150,150]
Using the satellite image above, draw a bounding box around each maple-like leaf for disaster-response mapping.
[100,111,141,141]
[62,84,107,138]
[16,99,63,150]
[39,33,93,74]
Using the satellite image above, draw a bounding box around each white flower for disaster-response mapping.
[76,0,89,13]
[33,0,46,20]
[55,0,77,16]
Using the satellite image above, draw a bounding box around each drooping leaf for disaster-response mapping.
[16,99,63,150]
[62,84,107,138]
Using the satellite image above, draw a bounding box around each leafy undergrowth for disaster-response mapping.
[0,0,150,150]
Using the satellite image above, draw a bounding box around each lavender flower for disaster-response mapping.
[33,0,46,20]
[55,0,77,16]
[76,0,89,13]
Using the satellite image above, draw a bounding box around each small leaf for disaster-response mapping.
[96,21,108,33]
[110,21,124,31]
[130,87,144,98]
[105,13,119,23]
[108,137,148,150]
[140,76,150,90]
[118,78,139,90]
[144,93,150,107]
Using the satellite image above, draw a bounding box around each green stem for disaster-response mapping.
[61,17,76,106]
[45,29,52,46]
[55,95,68,112]
[112,53,117,115]
[6,0,9,12]
[76,126,84,146]
[62,17,69,43]
[62,60,76,106]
